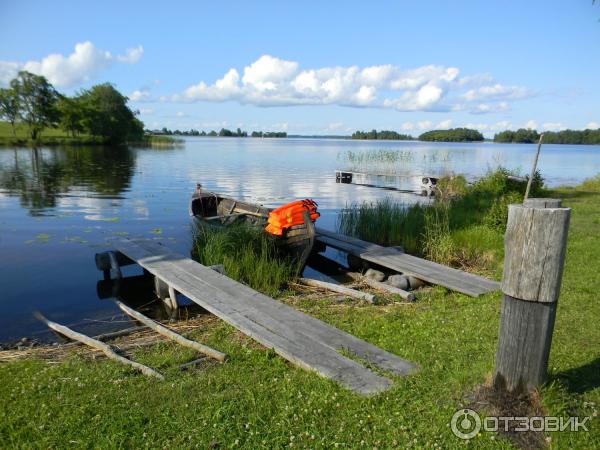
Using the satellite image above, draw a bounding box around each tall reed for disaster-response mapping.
[337,167,545,269]
[192,224,300,296]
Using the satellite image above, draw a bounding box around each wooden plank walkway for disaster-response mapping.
[113,238,416,395]
[315,228,500,297]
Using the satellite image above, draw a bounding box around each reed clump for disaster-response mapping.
[191,224,300,296]
[338,167,544,272]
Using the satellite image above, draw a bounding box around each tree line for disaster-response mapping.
[155,127,287,138]
[0,71,143,144]
[494,128,600,145]
[352,129,413,140]
[418,128,484,142]
[351,128,484,142]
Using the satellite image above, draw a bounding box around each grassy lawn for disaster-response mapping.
[0,121,179,147]
[0,121,105,146]
[0,179,599,449]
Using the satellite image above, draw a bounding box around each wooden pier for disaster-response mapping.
[315,228,500,297]
[104,238,416,395]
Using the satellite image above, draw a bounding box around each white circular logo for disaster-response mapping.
[451,408,481,440]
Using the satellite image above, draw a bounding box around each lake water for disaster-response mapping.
[1,138,599,342]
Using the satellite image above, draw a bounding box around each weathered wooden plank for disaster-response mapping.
[35,312,164,380]
[315,227,500,297]
[115,300,227,362]
[299,277,376,303]
[128,239,416,377]
[346,272,415,301]
[114,239,406,394]
[316,228,382,252]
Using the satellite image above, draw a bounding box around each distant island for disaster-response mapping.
[153,127,287,138]
[351,130,413,140]
[418,128,484,142]
[351,127,484,142]
[494,128,600,145]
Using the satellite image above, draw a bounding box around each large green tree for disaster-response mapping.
[57,96,86,137]
[0,87,20,136]
[10,71,60,139]
[78,83,144,143]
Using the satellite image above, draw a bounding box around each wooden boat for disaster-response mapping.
[190,184,316,268]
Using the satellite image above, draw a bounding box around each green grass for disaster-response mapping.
[0,177,599,449]
[0,121,107,146]
[191,224,300,297]
[0,121,181,147]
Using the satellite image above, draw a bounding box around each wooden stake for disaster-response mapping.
[524,133,544,200]
[299,277,376,303]
[494,200,570,392]
[115,300,227,362]
[34,312,164,380]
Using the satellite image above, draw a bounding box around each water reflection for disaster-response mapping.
[1,138,600,342]
[0,146,135,215]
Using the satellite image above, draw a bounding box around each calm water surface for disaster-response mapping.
[1,138,599,341]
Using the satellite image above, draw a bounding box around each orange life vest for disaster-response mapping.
[265,199,319,236]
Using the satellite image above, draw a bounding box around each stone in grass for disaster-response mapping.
[365,268,385,282]
[407,276,425,289]
[387,274,409,290]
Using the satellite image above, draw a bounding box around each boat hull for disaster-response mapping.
[190,190,316,268]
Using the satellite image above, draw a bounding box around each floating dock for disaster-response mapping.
[335,169,438,193]
[105,238,416,395]
[315,228,500,297]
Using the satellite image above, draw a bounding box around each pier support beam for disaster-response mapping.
[493,199,570,393]
[154,276,178,311]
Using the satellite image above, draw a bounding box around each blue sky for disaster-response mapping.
[1,0,599,136]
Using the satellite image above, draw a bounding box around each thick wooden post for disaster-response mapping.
[493,199,570,393]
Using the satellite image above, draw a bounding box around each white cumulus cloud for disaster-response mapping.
[0,41,144,88]
[129,89,151,102]
[541,122,565,131]
[586,121,599,129]
[167,55,529,113]
[436,119,453,129]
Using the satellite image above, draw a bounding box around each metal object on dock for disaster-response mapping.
[335,170,353,183]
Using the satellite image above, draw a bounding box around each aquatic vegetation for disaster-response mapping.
[338,167,544,272]
[35,233,50,242]
[150,228,162,234]
[338,198,426,253]
[338,148,454,175]
[191,224,300,296]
